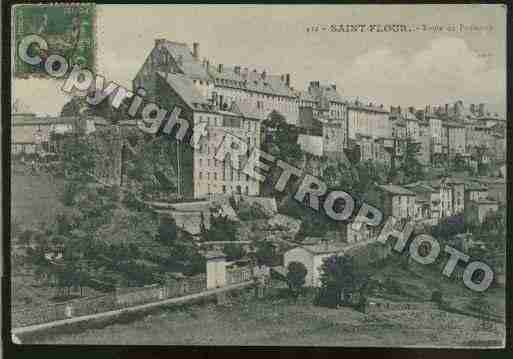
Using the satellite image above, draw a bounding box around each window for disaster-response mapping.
[222,185,226,193]
[214,173,217,180]
[222,117,241,128]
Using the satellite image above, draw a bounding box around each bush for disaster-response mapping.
[383,278,404,295]
[61,182,80,206]
[238,202,269,221]
[223,243,246,261]
[286,261,307,296]
[122,192,147,211]
[431,290,443,304]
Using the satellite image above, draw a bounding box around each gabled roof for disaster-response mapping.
[157,71,211,111]
[300,243,347,255]
[464,182,488,191]
[347,101,389,114]
[404,181,437,193]
[443,121,465,128]
[231,100,267,121]
[472,199,499,205]
[298,91,317,103]
[377,184,416,196]
[208,66,296,98]
[393,119,406,127]
[160,40,209,80]
[308,84,346,104]
[403,111,417,121]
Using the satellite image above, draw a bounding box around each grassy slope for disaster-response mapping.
[11,169,66,228]
[32,261,505,347]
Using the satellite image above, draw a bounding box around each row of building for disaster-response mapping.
[12,39,506,202]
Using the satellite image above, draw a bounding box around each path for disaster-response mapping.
[12,281,253,336]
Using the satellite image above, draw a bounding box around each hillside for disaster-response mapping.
[11,166,66,229]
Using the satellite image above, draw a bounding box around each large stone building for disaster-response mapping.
[346,100,392,165]
[375,184,416,220]
[295,81,348,167]
[347,100,390,140]
[134,39,273,199]
[425,107,443,162]
[443,121,467,159]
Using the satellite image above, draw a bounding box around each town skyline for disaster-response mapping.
[13,4,506,117]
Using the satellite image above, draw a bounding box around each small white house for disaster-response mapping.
[205,250,227,289]
[283,244,346,287]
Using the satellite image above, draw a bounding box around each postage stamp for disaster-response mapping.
[13,3,95,78]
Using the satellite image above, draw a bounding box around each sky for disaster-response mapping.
[13,4,507,117]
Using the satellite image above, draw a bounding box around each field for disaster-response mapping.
[11,167,66,228]
[28,261,505,347]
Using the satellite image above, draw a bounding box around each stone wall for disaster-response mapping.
[366,299,437,313]
[12,274,209,329]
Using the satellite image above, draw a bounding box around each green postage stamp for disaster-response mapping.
[14,3,96,78]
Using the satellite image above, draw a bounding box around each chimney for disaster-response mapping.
[331,83,336,91]
[155,39,166,49]
[445,104,448,113]
[470,104,475,113]
[234,66,240,75]
[218,63,223,73]
[206,60,210,71]
[479,103,485,116]
[408,106,415,114]
[261,70,266,80]
[285,74,290,87]
[192,42,200,60]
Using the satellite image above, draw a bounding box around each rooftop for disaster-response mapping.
[157,71,211,111]
[347,101,389,114]
[300,243,349,255]
[209,65,296,98]
[377,184,416,196]
[404,182,437,193]
[158,40,209,80]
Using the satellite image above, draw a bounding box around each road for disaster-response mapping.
[12,281,253,337]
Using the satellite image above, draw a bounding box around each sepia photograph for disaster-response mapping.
[5,3,508,349]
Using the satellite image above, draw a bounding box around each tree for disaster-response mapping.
[206,214,238,242]
[452,153,470,173]
[397,137,424,184]
[262,111,302,164]
[157,216,178,244]
[223,243,246,261]
[286,261,307,297]
[322,158,358,192]
[61,95,131,123]
[254,241,275,266]
[317,255,369,308]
